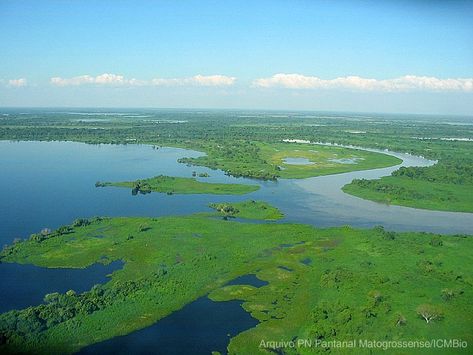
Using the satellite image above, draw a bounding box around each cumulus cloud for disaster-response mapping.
[50,73,236,87]
[8,78,28,87]
[50,73,129,86]
[190,74,236,86]
[151,74,236,87]
[253,73,473,92]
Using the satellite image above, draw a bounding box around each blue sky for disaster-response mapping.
[1,0,472,114]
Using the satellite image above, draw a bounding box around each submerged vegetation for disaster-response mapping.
[0,206,472,354]
[96,175,260,195]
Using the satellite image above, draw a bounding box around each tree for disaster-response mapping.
[73,218,90,227]
[138,224,150,232]
[368,290,383,305]
[416,304,443,324]
[395,313,407,326]
[430,236,443,247]
[440,288,455,301]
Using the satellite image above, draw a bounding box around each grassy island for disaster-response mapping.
[1,203,472,354]
[209,200,284,220]
[96,175,260,195]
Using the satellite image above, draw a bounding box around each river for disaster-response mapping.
[1,139,472,353]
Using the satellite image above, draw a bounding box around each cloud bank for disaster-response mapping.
[8,78,28,87]
[253,74,473,92]
[50,74,236,87]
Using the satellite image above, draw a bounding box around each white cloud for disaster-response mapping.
[8,78,28,87]
[151,74,236,87]
[253,73,473,92]
[50,73,129,86]
[50,73,236,87]
[190,74,236,86]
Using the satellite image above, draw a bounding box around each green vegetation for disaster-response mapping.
[343,164,473,212]
[259,142,401,178]
[2,109,471,212]
[1,208,472,354]
[178,141,400,180]
[209,200,284,220]
[96,175,259,195]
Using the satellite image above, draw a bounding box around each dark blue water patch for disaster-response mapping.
[0,260,123,313]
[280,243,294,248]
[225,274,269,288]
[214,216,279,224]
[300,258,312,265]
[278,266,293,272]
[79,296,258,355]
[279,241,305,248]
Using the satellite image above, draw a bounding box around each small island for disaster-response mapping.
[209,200,284,220]
[95,175,259,195]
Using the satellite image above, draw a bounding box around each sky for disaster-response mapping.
[0,0,472,114]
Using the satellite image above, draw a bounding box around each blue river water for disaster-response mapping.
[1,140,472,354]
[80,274,267,355]
[0,260,123,313]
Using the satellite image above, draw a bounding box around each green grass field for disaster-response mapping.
[258,142,402,179]
[343,176,473,212]
[96,175,260,195]
[1,202,471,354]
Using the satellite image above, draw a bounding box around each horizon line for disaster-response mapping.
[1,106,473,118]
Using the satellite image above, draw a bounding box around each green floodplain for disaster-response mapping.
[95,175,260,195]
[1,109,472,211]
[1,201,472,354]
[1,110,473,354]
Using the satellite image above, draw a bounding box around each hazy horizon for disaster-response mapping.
[1,0,472,115]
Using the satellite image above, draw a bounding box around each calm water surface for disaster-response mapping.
[0,260,123,313]
[1,140,472,354]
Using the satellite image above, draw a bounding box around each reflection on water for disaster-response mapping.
[79,296,258,355]
[81,274,268,354]
[0,260,123,313]
[225,274,268,288]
